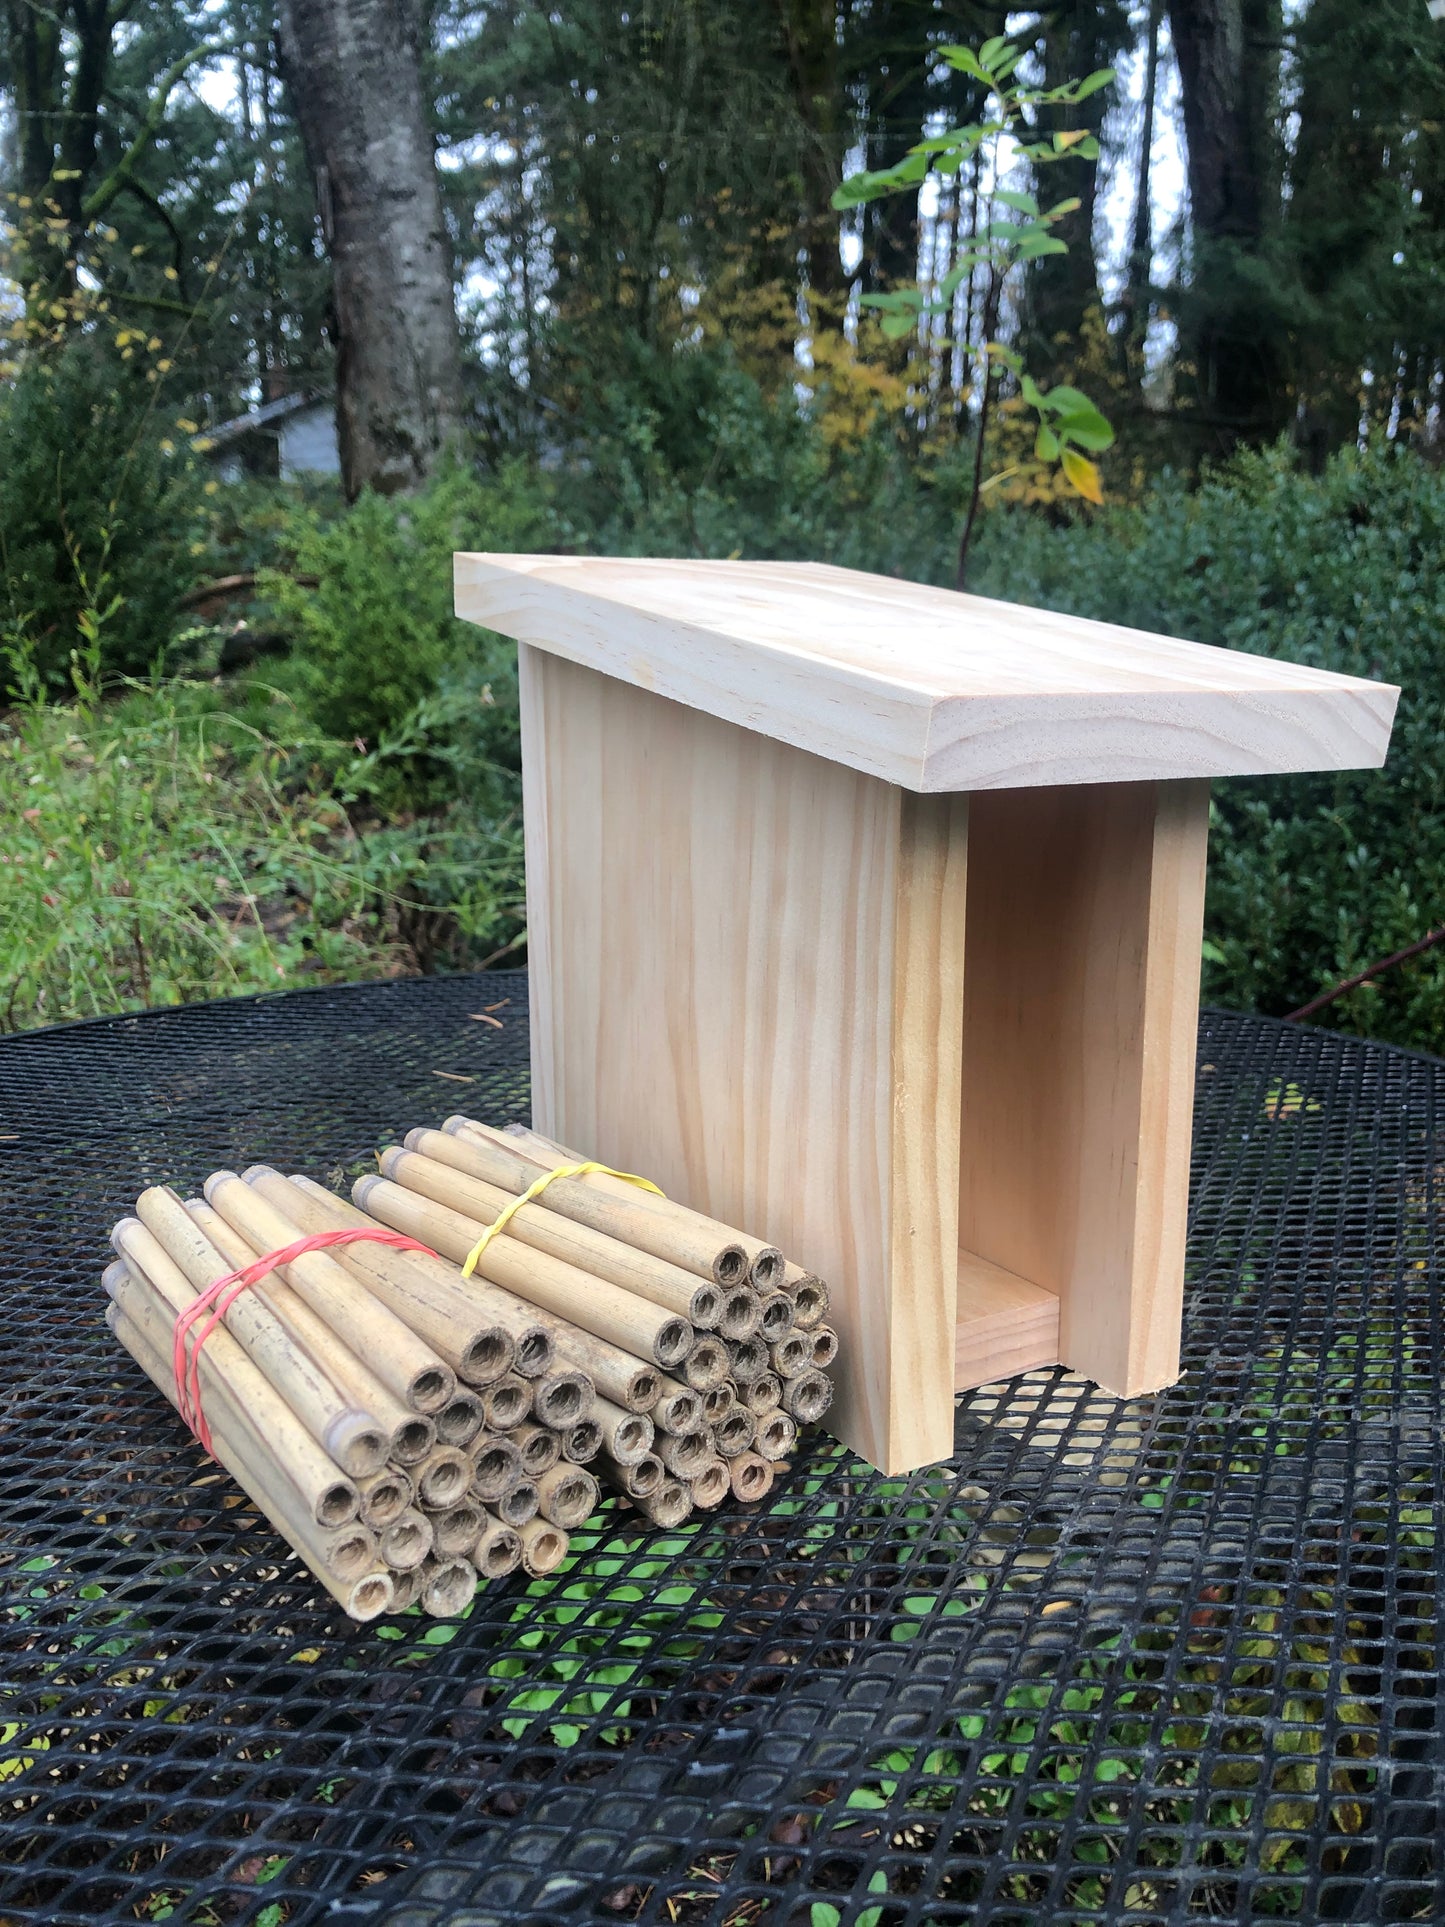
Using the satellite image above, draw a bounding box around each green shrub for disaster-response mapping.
[967,442,1445,1053]
[0,341,209,696]
[265,460,550,765]
[0,675,524,1031]
[553,337,968,580]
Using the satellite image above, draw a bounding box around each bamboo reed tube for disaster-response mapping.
[247,1168,530,1384]
[386,1416,438,1468]
[729,1454,775,1504]
[639,1479,692,1529]
[592,1398,653,1466]
[655,1429,711,1479]
[561,1418,602,1464]
[756,1411,797,1461]
[447,1119,761,1288]
[415,1446,471,1509]
[497,1479,543,1526]
[689,1458,731,1511]
[810,1326,839,1369]
[283,1188,655,1410]
[108,1292,378,1588]
[394,1137,725,1328]
[680,1335,730,1392]
[769,1332,814,1379]
[420,1556,477,1618]
[535,1333,656,1413]
[108,1226,359,1528]
[531,1369,593,1429]
[535,1463,599,1529]
[474,1515,523,1579]
[108,1305,389,1618]
[186,1198,434,1467]
[109,1302,378,1579]
[651,1377,704,1434]
[432,1390,486,1447]
[388,1565,425,1612]
[204,1174,455,1414]
[131,1189,389,1479]
[756,1292,795,1341]
[481,1372,532,1430]
[785,1274,830,1330]
[713,1408,757,1459]
[354,1176,694,1370]
[728,1337,769,1385]
[430,1501,487,1558]
[781,1369,833,1423]
[517,1517,568,1577]
[468,1433,524,1503]
[603,1451,662,1499]
[496,1477,539,1527]
[507,1422,561,1477]
[380,1508,433,1571]
[715,1287,762,1342]
[741,1372,782,1416]
[701,1382,737,1425]
[355,1466,414,1528]
[483,1120,787,1292]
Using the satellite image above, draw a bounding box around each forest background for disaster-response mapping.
[1,0,1443,1051]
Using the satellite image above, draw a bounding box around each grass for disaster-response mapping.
[0,673,524,1032]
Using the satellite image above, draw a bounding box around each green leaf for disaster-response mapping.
[939,44,990,84]
[811,1908,842,1927]
[912,128,985,156]
[832,153,929,208]
[994,188,1040,216]
[1019,234,1069,258]
[879,313,916,339]
[1045,197,1083,219]
[1036,425,1060,462]
[1043,385,1094,415]
[979,35,1013,69]
[1074,67,1117,101]
[1057,412,1115,452]
[1019,374,1045,408]
[846,1787,888,1809]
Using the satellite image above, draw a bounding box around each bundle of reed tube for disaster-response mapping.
[102,1117,836,1622]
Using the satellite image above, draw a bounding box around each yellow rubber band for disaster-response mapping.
[460,1159,665,1279]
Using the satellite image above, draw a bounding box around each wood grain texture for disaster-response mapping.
[956,779,1210,1396]
[459,554,1398,792]
[521,645,969,1473]
[954,1253,1061,1390]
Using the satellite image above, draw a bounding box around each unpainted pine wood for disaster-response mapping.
[957,779,1211,1397]
[954,1253,1061,1391]
[459,554,1398,792]
[520,644,968,1474]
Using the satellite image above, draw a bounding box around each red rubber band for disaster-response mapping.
[172,1226,439,1454]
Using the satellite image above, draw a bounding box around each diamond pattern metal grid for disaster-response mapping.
[0,973,1441,1925]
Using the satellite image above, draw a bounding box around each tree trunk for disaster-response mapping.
[775,0,845,307]
[1167,0,1287,442]
[276,0,465,497]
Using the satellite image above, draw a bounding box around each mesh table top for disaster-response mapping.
[1,972,1441,1927]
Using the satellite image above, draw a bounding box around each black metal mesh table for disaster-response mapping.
[2,973,1442,1927]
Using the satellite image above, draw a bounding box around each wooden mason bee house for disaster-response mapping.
[456,555,1398,1475]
